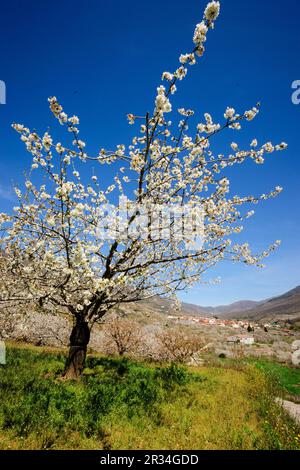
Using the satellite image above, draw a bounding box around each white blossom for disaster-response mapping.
[204,1,220,22]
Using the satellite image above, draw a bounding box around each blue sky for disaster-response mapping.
[0,0,299,306]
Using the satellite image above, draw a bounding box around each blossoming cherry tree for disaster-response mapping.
[0,1,287,377]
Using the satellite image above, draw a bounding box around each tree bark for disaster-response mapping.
[63,319,90,379]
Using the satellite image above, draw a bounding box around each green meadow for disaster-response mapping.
[0,343,299,450]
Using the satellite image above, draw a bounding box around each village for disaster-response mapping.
[166,313,300,365]
[167,313,276,334]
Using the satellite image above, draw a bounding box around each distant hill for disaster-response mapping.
[225,286,300,320]
[131,286,300,322]
[123,296,210,322]
[142,297,263,319]
[202,300,261,317]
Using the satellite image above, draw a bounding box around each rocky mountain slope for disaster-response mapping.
[138,286,300,321]
[202,300,262,317]
[225,286,300,320]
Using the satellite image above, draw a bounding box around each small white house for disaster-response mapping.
[0,341,5,365]
[240,337,255,346]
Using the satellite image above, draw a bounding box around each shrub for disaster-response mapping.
[156,328,203,363]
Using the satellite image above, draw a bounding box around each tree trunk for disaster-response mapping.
[63,319,90,379]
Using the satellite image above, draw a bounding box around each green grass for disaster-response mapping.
[0,344,299,450]
[250,359,300,396]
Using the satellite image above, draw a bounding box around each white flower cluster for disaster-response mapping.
[157,1,221,130]
[179,53,196,65]
[204,1,221,22]
[245,106,259,121]
[197,113,221,134]
[155,85,172,114]
[193,22,208,57]
[161,72,174,82]
[192,1,220,56]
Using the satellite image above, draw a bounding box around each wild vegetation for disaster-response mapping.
[250,359,300,397]
[0,344,299,450]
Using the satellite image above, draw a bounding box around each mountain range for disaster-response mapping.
[221,285,300,320]
[141,285,300,321]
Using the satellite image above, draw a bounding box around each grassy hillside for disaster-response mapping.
[250,358,300,397]
[0,344,299,450]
